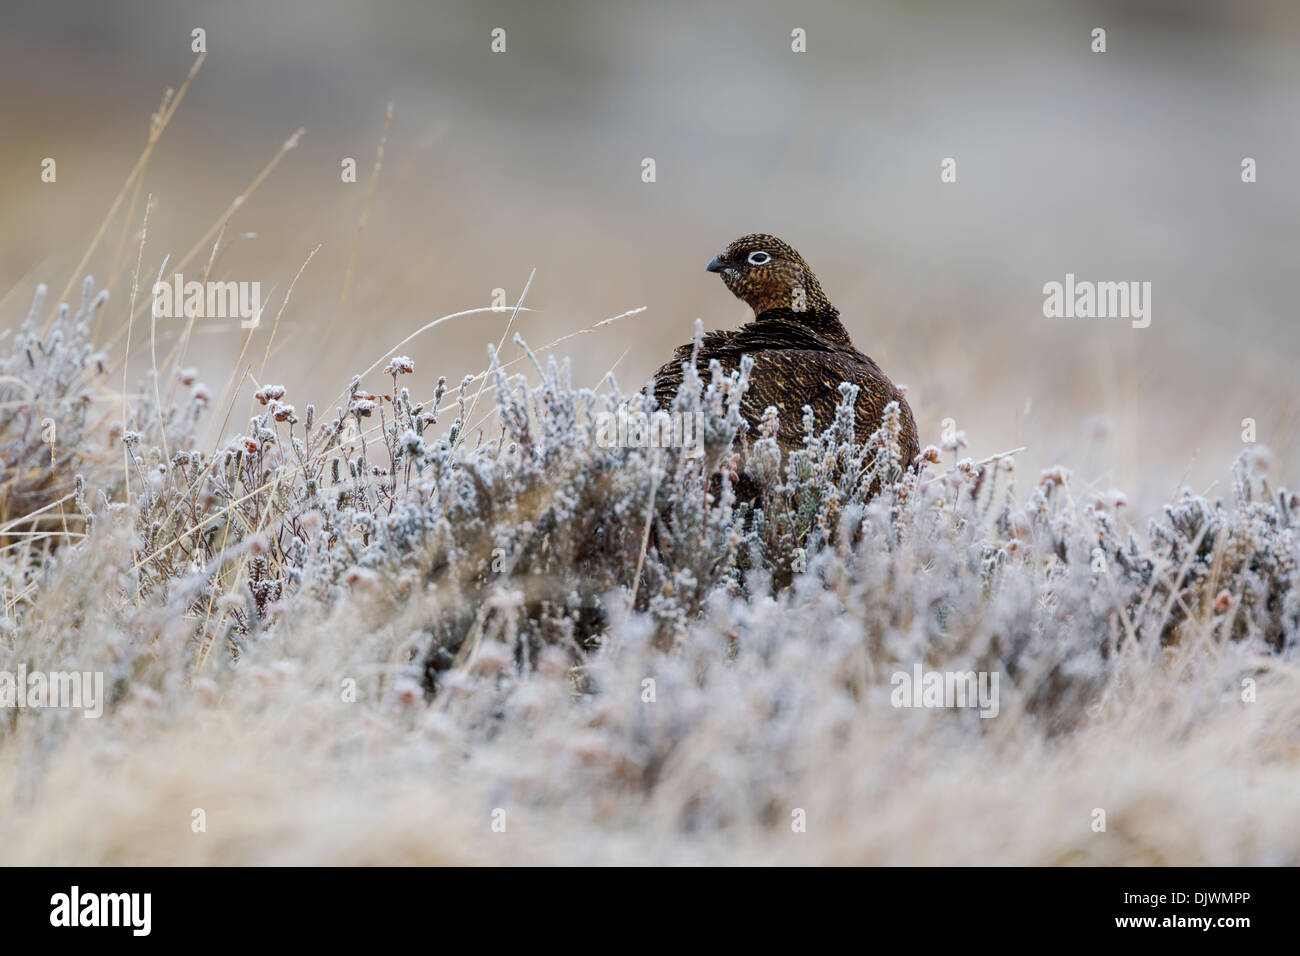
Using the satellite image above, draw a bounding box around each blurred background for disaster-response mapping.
[2,0,1297,511]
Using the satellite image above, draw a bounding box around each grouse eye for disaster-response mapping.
[746,251,771,266]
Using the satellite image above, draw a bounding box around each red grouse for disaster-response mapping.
[653,233,919,476]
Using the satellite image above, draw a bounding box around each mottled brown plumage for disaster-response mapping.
[653,234,919,473]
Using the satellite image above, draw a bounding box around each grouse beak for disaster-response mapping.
[705,256,725,274]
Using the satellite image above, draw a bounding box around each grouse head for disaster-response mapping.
[706,234,835,317]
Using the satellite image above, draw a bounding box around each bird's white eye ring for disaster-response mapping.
[747,251,771,266]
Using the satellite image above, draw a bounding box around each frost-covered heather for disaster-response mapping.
[0,281,112,530]
[1,291,1298,865]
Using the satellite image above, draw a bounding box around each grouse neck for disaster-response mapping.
[753,306,853,345]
